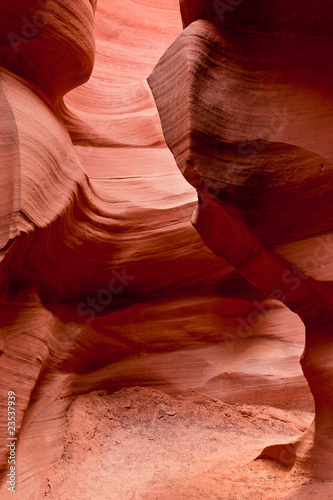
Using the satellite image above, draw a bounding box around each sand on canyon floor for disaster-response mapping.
[44,387,333,500]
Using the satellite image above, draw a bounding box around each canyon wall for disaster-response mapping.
[2,0,331,497]
[149,0,333,480]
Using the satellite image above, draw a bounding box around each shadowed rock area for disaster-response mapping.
[0,0,332,498]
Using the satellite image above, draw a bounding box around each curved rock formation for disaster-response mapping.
[149,0,333,480]
[0,0,324,498]
[0,0,96,104]
[0,1,236,497]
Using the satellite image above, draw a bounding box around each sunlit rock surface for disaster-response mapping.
[1,0,328,497]
[149,0,333,481]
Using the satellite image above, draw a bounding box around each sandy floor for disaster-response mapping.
[44,387,333,499]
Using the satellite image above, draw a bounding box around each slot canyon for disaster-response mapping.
[0,1,333,498]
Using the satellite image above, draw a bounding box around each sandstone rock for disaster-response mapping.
[0,0,329,497]
[149,0,333,480]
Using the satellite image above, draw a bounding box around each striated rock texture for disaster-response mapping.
[0,1,238,498]
[0,0,326,498]
[149,0,333,480]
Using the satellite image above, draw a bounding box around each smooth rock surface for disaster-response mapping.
[149,0,333,481]
[0,0,328,498]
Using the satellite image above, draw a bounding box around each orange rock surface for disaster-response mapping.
[149,0,333,481]
[0,0,331,498]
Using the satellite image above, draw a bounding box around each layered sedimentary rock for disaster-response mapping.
[0,2,234,498]
[0,0,326,498]
[149,0,333,479]
[0,0,96,105]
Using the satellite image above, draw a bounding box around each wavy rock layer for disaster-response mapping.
[149,3,333,480]
[0,0,322,498]
[0,0,96,104]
